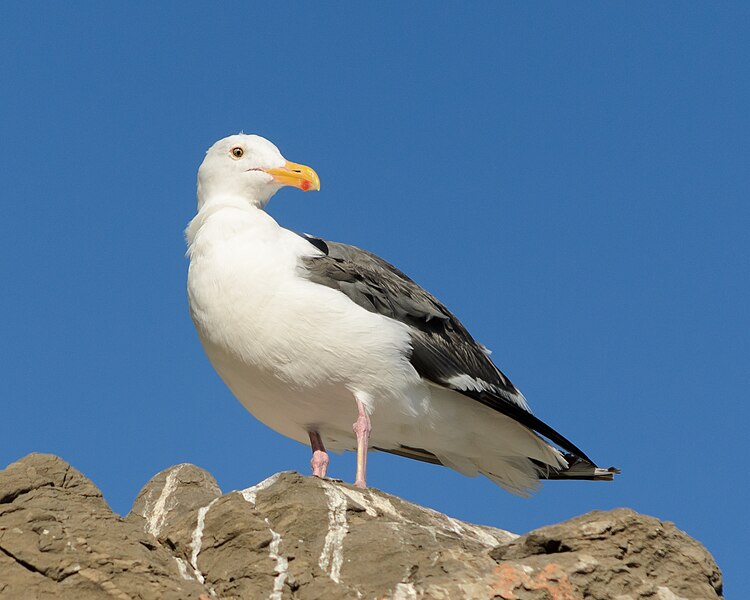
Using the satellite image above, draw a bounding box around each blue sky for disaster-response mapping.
[1,3,747,595]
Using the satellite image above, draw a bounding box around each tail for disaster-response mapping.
[534,453,621,481]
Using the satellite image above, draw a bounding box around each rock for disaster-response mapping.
[489,509,723,600]
[157,471,517,599]
[0,454,209,599]
[0,454,723,599]
[125,463,221,537]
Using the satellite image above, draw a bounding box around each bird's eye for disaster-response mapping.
[230,146,244,158]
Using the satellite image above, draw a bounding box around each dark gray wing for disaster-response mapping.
[299,234,594,463]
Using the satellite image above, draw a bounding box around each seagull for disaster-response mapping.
[186,134,618,494]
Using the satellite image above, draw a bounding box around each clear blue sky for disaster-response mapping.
[1,4,747,595]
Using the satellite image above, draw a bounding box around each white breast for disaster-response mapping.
[186,199,425,448]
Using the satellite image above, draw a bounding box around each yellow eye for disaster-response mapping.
[230,146,244,158]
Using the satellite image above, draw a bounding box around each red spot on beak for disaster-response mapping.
[300,180,311,191]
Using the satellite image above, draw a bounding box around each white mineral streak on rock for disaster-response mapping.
[656,587,688,600]
[318,481,348,583]
[189,497,219,584]
[174,557,194,581]
[145,464,185,536]
[336,487,377,517]
[240,473,281,506]
[419,503,516,546]
[265,518,289,600]
[391,582,418,599]
[239,474,289,598]
[368,494,401,518]
[340,485,510,548]
[338,486,400,519]
[445,515,506,547]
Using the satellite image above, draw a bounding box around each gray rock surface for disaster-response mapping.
[490,509,723,600]
[125,463,221,538]
[0,454,208,599]
[0,454,723,599]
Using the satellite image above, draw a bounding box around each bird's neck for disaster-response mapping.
[197,182,276,212]
[185,195,278,254]
[196,192,268,212]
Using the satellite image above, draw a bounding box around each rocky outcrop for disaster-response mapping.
[490,511,723,600]
[0,454,723,599]
[0,454,207,599]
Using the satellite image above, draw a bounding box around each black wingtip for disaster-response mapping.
[536,455,621,481]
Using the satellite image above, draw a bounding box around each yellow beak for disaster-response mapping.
[264,160,321,192]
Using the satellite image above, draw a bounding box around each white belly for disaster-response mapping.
[201,341,368,450]
[186,204,427,450]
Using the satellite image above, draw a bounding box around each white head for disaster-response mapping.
[196,134,320,210]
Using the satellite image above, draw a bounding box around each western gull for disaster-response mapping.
[186,134,618,494]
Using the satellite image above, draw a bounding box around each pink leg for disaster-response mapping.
[353,400,372,489]
[309,431,329,478]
